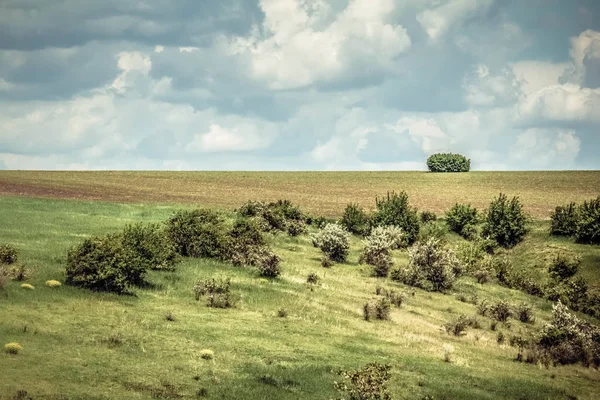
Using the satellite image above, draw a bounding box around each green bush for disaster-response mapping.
[420,211,437,223]
[426,153,470,172]
[393,238,460,292]
[550,202,579,236]
[268,199,305,222]
[488,300,512,322]
[0,244,18,265]
[481,193,529,248]
[548,253,580,281]
[537,301,600,367]
[575,196,600,244]
[311,224,350,263]
[359,227,401,277]
[194,278,238,308]
[372,191,420,245]
[445,203,478,237]
[364,298,391,321]
[333,362,392,400]
[66,234,147,293]
[444,314,479,336]
[165,209,228,258]
[515,303,534,323]
[255,248,282,279]
[418,221,448,243]
[121,223,178,271]
[341,203,371,236]
[286,220,307,237]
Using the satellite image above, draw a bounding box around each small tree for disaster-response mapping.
[341,203,371,236]
[575,196,600,245]
[481,193,529,248]
[445,203,479,237]
[550,202,578,236]
[427,153,470,172]
[372,191,420,245]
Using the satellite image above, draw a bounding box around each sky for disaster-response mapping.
[0,0,599,171]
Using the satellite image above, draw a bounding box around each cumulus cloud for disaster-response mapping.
[510,129,581,168]
[236,0,411,89]
[417,0,493,41]
[463,64,523,107]
[0,0,599,171]
[518,84,600,125]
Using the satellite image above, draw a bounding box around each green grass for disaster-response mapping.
[1,170,599,217]
[0,196,599,399]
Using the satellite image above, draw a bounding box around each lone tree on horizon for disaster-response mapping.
[426,153,470,172]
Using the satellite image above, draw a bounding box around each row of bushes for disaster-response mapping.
[66,207,286,293]
[342,192,531,251]
[550,196,600,244]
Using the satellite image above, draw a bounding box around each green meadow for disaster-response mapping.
[0,186,599,399]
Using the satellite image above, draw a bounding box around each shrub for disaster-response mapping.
[515,303,534,323]
[321,257,334,268]
[445,203,478,237]
[286,220,307,237]
[341,203,371,236]
[372,191,420,245]
[7,264,32,281]
[0,244,18,265]
[488,300,512,322]
[395,238,459,292]
[194,278,238,308]
[364,298,391,321]
[311,223,350,263]
[417,221,448,243]
[255,248,282,279]
[229,218,265,247]
[455,241,485,274]
[200,349,214,360]
[473,257,493,284]
[537,301,600,367]
[121,223,178,271]
[359,228,396,277]
[307,273,320,284]
[575,196,600,244]
[460,224,479,241]
[426,153,470,172]
[165,209,228,258]
[420,211,437,223]
[268,199,305,222]
[377,288,406,307]
[45,280,61,288]
[4,342,22,355]
[277,308,288,318]
[481,193,529,248]
[550,202,579,236]
[236,200,266,217]
[445,314,470,336]
[66,234,147,293]
[333,362,392,400]
[548,253,580,281]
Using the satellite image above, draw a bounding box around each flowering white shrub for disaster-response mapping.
[311,223,350,263]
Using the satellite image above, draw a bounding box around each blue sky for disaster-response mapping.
[0,0,599,170]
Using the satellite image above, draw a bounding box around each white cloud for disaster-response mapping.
[518,84,600,124]
[386,117,449,154]
[237,0,411,89]
[463,64,523,107]
[110,51,152,93]
[510,129,581,168]
[417,0,493,42]
[512,61,568,95]
[186,123,275,153]
[560,29,600,86]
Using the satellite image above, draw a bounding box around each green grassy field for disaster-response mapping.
[1,170,600,217]
[1,190,599,400]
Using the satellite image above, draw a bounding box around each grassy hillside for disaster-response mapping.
[1,170,600,217]
[1,195,599,400]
